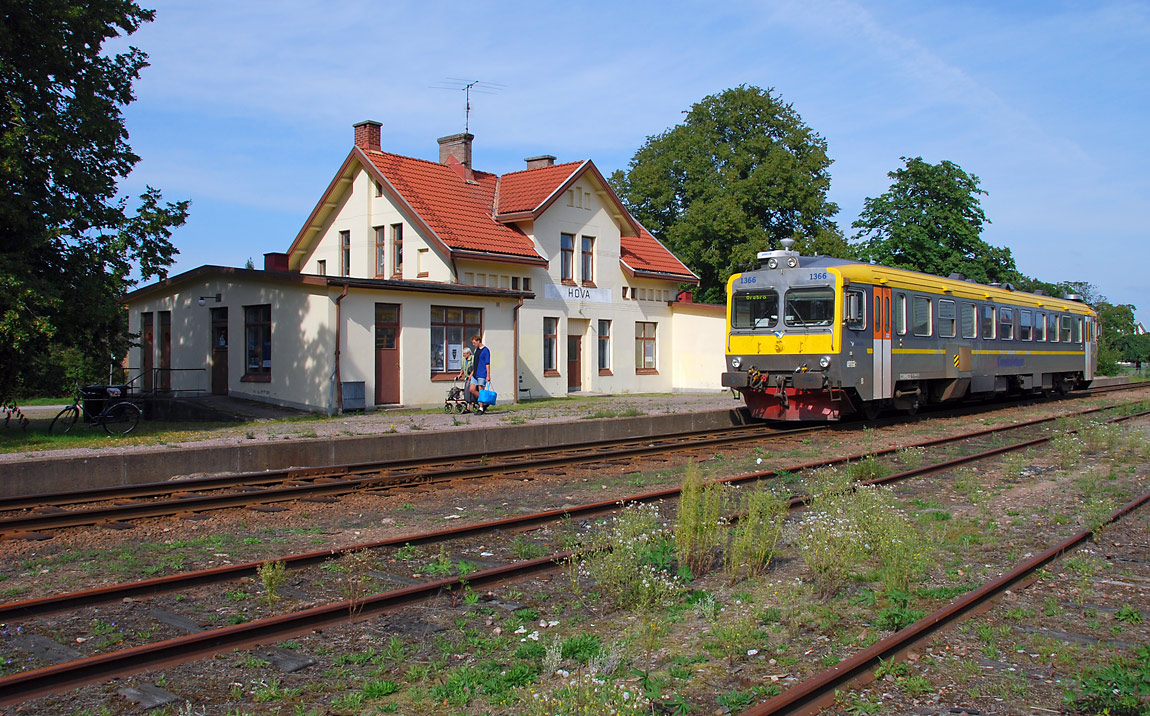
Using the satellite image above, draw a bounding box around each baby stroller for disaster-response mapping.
[443,378,471,414]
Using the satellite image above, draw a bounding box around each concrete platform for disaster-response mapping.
[0,376,1132,499]
[0,404,752,498]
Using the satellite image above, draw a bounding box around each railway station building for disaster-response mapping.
[123,122,726,413]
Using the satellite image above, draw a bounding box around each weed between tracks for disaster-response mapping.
[6,407,1149,715]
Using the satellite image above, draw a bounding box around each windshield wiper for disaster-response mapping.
[787,300,811,327]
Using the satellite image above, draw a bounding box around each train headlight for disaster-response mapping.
[819,355,832,369]
[787,256,799,268]
[731,356,741,369]
[766,257,778,270]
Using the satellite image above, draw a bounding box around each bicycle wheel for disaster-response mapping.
[49,405,80,435]
[102,402,141,436]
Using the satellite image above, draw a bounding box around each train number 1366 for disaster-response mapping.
[808,272,828,281]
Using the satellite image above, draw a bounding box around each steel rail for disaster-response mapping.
[0,550,577,707]
[0,423,819,527]
[739,488,1150,716]
[3,381,1137,514]
[0,422,800,511]
[3,405,1142,624]
[2,409,1145,706]
[0,396,1129,536]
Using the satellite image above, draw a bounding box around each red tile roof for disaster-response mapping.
[496,162,583,214]
[621,228,698,283]
[363,150,541,260]
[305,146,696,282]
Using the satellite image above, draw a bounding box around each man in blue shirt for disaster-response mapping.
[469,334,491,413]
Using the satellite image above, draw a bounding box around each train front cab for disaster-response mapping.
[722,259,857,421]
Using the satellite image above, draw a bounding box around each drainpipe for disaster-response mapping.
[513,296,522,402]
[333,283,349,414]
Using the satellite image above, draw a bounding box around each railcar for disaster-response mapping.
[721,239,1098,421]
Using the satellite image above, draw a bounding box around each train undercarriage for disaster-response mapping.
[736,372,1087,422]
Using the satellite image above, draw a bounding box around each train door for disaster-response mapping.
[872,287,892,400]
[1084,316,1096,381]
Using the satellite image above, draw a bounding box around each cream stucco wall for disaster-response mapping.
[297,169,453,282]
[126,275,523,412]
[127,275,337,411]
[669,304,728,392]
[337,288,519,408]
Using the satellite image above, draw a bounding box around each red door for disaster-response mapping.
[567,335,582,392]
[375,303,401,404]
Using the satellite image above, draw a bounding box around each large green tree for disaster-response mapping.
[610,85,846,304]
[1,1,188,399]
[851,157,1017,284]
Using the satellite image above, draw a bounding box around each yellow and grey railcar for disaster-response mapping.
[721,240,1098,421]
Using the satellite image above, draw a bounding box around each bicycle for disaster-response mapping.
[49,383,142,436]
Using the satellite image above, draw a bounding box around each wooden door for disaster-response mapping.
[159,311,172,392]
[211,307,228,395]
[374,303,401,405]
[141,312,154,392]
[567,335,582,392]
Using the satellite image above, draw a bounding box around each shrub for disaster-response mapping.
[725,487,788,582]
[521,672,651,715]
[579,503,682,610]
[794,491,867,596]
[1064,645,1150,715]
[674,462,725,575]
[854,486,932,594]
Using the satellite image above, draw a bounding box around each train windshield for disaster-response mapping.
[732,290,779,329]
[784,287,835,328]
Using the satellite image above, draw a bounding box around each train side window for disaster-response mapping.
[1072,316,1082,343]
[912,295,932,336]
[894,293,907,335]
[1060,315,1072,342]
[1019,310,1033,341]
[999,307,1015,340]
[1047,313,1059,343]
[938,299,957,338]
[844,290,866,330]
[981,305,996,339]
[960,303,977,338]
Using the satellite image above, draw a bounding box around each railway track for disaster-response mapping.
[1,404,1145,707]
[742,489,1150,716]
[1,384,1143,538]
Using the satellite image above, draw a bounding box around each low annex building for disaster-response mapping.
[124,122,726,412]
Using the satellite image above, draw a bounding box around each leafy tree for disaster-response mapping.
[0,1,188,399]
[851,157,1018,284]
[610,85,845,304]
[1095,301,1149,375]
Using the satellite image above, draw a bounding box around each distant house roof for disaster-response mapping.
[288,139,699,284]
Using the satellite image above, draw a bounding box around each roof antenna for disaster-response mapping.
[431,78,505,133]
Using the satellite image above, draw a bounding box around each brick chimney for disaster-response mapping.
[438,132,474,168]
[525,155,556,170]
[353,120,382,151]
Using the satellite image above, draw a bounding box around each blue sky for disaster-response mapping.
[117,0,1148,324]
